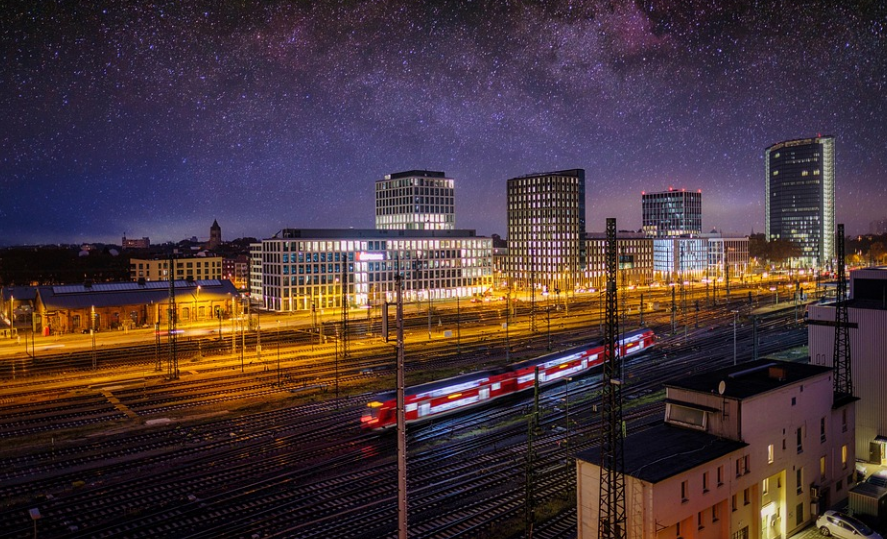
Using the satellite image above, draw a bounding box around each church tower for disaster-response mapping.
[208,219,222,250]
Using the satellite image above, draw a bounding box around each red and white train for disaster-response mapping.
[361,328,655,430]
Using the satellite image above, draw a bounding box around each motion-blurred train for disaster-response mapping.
[361,328,655,430]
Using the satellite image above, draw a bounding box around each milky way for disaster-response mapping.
[2,0,885,245]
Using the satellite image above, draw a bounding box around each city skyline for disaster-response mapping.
[2,1,885,246]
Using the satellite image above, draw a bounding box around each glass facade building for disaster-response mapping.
[642,188,703,238]
[259,229,492,312]
[765,136,835,267]
[375,170,455,230]
[506,169,586,293]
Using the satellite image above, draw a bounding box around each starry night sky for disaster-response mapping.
[2,0,885,246]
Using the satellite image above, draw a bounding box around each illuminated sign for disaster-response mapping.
[357,252,384,261]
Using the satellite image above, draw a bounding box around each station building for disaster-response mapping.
[2,280,238,335]
[577,360,855,539]
[808,266,887,464]
[257,228,493,312]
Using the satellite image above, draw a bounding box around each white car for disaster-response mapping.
[816,510,883,538]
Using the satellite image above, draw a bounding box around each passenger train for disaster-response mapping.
[361,328,655,430]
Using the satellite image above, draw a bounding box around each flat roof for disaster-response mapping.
[664,359,831,400]
[577,422,747,483]
[384,170,447,180]
[270,229,484,240]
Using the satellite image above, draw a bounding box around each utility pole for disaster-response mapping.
[337,263,349,410]
[670,285,676,335]
[154,322,161,371]
[240,296,245,374]
[276,320,281,386]
[833,224,853,399]
[167,258,179,380]
[525,367,540,538]
[531,266,537,332]
[505,287,511,362]
[257,311,263,371]
[546,304,551,351]
[395,275,408,539]
[456,295,461,356]
[598,218,626,539]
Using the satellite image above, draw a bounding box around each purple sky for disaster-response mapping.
[2,0,885,245]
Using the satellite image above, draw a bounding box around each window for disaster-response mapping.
[712,504,720,522]
[743,488,750,505]
[703,472,709,492]
[792,397,796,406]
[797,468,804,494]
[681,480,688,502]
[837,479,843,491]
[821,417,826,443]
[717,465,724,486]
[736,456,748,477]
[698,511,704,530]
[797,427,803,454]
[842,409,848,432]
[820,456,827,479]
[768,444,774,464]
[842,445,848,469]
[763,477,769,495]
[732,494,737,512]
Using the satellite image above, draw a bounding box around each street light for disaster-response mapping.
[732,310,739,366]
[276,320,281,386]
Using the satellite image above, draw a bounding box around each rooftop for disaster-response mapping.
[664,359,831,400]
[577,422,747,483]
[384,170,447,180]
[271,229,483,240]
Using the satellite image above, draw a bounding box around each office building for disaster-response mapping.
[583,232,653,289]
[705,234,750,282]
[808,266,887,464]
[577,360,855,539]
[249,242,263,302]
[130,256,223,282]
[375,170,455,230]
[642,188,702,238]
[506,169,586,292]
[258,229,492,312]
[653,237,708,280]
[765,136,835,267]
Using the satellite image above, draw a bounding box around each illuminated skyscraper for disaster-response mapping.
[765,136,835,267]
[506,169,585,292]
[642,188,702,238]
[375,170,455,230]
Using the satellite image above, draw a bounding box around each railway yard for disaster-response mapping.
[0,285,810,538]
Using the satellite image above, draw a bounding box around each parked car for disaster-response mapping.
[816,510,883,538]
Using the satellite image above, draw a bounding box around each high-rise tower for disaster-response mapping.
[375,170,455,230]
[765,136,835,267]
[506,169,586,292]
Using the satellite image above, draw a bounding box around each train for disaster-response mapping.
[361,328,655,430]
